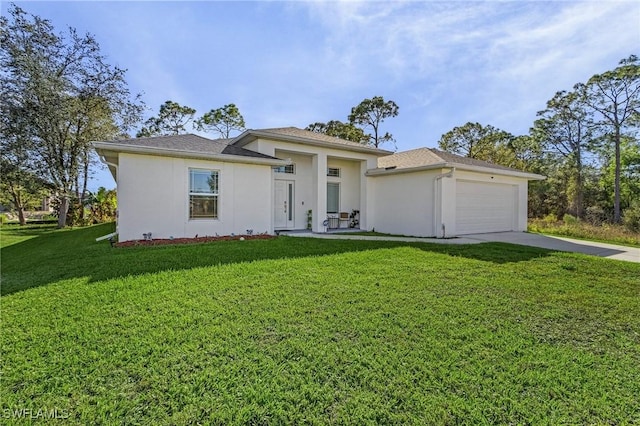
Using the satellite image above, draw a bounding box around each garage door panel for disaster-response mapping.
[456,181,515,234]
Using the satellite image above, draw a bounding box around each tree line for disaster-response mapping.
[1,4,638,231]
[437,55,639,228]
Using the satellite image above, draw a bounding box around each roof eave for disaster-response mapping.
[451,163,546,180]
[367,163,448,176]
[367,162,546,180]
[91,141,288,166]
[232,129,393,157]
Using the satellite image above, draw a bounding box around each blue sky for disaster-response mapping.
[6,1,639,191]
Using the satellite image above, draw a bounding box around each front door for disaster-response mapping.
[274,180,295,229]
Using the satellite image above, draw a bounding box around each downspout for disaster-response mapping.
[433,167,455,238]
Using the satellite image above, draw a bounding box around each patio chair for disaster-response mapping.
[339,212,350,228]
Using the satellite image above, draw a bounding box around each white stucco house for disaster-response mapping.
[92,127,544,242]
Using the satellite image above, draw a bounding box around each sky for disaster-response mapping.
[5,1,640,191]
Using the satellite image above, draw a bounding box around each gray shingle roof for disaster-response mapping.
[377,147,528,173]
[99,134,279,160]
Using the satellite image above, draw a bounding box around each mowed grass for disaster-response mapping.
[1,224,639,424]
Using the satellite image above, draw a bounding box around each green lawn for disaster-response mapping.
[1,224,639,424]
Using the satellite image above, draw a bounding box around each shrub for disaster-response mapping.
[585,206,608,226]
[623,201,640,233]
[563,214,578,225]
[542,213,558,225]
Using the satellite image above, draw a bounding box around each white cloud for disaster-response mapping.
[17,0,638,148]
[297,1,638,139]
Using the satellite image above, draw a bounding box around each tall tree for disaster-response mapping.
[195,103,245,139]
[577,55,640,223]
[0,5,143,227]
[533,90,592,218]
[137,101,195,137]
[593,134,640,216]
[348,96,399,148]
[306,120,368,144]
[438,122,515,162]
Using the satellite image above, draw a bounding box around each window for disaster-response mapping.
[274,164,295,174]
[189,169,218,219]
[327,167,341,177]
[327,182,340,214]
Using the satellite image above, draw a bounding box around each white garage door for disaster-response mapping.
[455,181,516,234]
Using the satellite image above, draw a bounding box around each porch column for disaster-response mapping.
[359,160,370,230]
[312,153,327,232]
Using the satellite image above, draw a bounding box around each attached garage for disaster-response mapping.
[369,147,545,238]
[455,180,516,234]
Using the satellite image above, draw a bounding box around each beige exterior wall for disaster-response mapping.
[117,153,272,241]
[369,168,530,238]
[369,170,439,237]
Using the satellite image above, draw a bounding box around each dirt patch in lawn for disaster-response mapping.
[115,234,274,247]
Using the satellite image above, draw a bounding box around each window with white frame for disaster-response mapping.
[327,167,341,177]
[327,182,340,214]
[189,169,219,219]
[274,164,295,174]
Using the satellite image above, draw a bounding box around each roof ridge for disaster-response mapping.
[254,126,385,148]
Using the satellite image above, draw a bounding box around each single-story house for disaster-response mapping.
[92,127,544,242]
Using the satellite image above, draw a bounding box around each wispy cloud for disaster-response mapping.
[15,0,639,149]
[299,1,638,137]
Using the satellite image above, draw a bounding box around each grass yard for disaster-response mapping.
[1,224,639,424]
[528,218,640,247]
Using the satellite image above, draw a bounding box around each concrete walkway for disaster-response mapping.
[280,230,481,245]
[281,230,639,263]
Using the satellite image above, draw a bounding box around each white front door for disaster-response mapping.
[274,180,295,229]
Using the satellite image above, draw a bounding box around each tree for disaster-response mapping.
[438,122,515,162]
[0,90,38,225]
[595,135,640,215]
[0,159,51,225]
[0,5,143,228]
[137,101,195,137]
[533,90,593,218]
[88,186,117,223]
[195,103,245,139]
[306,120,368,144]
[577,55,640,223]
[348,96,399,148]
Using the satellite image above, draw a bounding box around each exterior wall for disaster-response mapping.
[369,170,439,237]
[117,153,272,242]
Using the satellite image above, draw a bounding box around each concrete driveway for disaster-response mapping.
[460,232,640,263]
[283,230,639,263]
